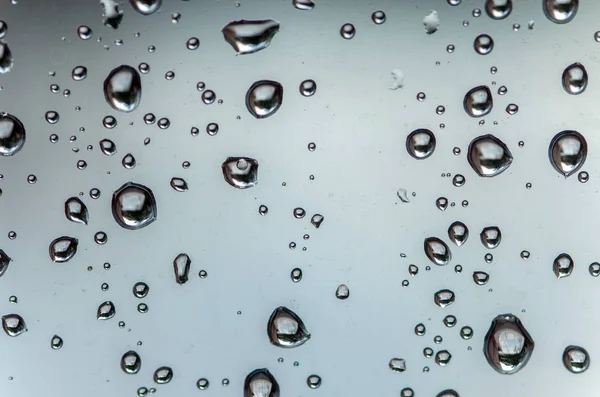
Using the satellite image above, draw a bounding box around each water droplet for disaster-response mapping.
[485,253,494,263]
[293,0,315,10]
[90,188,101,199]
[437,390,459,397]
[138,62,150,74]
[0,113,25,156]
[444,315,457,328]
[464,85,493,117]
[473,271,490,285]
[201,90,216,104]
[372,10,386,24]
[562,63,587,95]
[72,66,87,81]
[452,174,465,187]
[121,350,141,374]
[97,301,116,320]
[559,346,588,376]
[245,80,283,119]
[299,79,316,97]
[436,197,448,211]
[424,237,452,266]
[480,226,501,249]
[0,42,14,74]
[553,253,574,279]
[335,284,350,300]
[102,115,117,129]
[258,205,269,216]
[434,289,455,308]
[474,34,494,55]
[389,358,406,372]
[103,65,142,113]
[267,306,310,348]
[435,350,452,366]
[197,378,209,390]
[94,231,107,245]
[306,375,321,389]
[589,262,600,277]
[467,134,513,177]
[485,0,512,19]
[111,182,157,230]
[473,8,482,17]
[460,326,473,339]
[130,0,161,15]
[417,92,426,101]
[45,111,59,124]
[170,177,188,192]
[99,139,116,156]
[222,20,280,55]
[137,387,148,396]
[101,0,123,29]
[64,197,88,225]
[447,44,455,53]
[243,368,279,397]
[154,366,173,384]
[77,25,92,40]
[291,268,302,282]
[340,23,355,39]
[49,236,78,263]
[448,221,468,246]
[157,117,170,129]
[173,253,191,284]
[415,323,426,336]
[51,335,63,349]
[311,214,324,228]
[549,130,587,177]
[423,10,440,34]
[484,314,535,374]
[2,314,25,336]
[406,129,436,160]
[397,188,410,203]
[578,171,589,183]
[222,157,259,189]
[122,153,136,169]
[133,282,149,298]
[165,71,175,80]
[544,0,578,24]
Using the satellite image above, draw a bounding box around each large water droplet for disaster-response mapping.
[97,301,116,320]
[49,236,78,263]
[154,366,173,384]
[244,368,280,397]
[0,113,25,156]
[467,134,513,177]
[464,86,493,117]
[103,65,142,113]
[129,0,161,15]
[222,20,280,55]
[99,139,117,156]
[474,34,494,55]
[65,197,89,225]
[2,314,25,336]
[553,253,574,278]
[563,345,589,373]
[0,250,10,277]
[483,314,535,374]
[485,0,512,19]
[112,182,157,230]
[173,253,191,284]
[0,42,14,74]
[246,80,283,119]
[434,289,455,308]
[222,157,259,189]
[406,129,436,159]
[267,306,310,348]
[448,221,469,246]
[424,237,452,266]
[549,130,587,177]
[100,0,123,29]
[480,226,501,249]
[544,0,578,24]
[121,350,142,374]
[562,63,587,95]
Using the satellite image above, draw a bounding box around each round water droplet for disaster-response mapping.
[94,231,107,245]
[549,130,587,177]
[157,118,170,129]
[133,282,149,298]
[589,262,600,277]
[97,301,116,320]
[480,226,501,249]
[435,350,452,366]
[434,289,455,308]
[578,171,589,183]
[340,23,355,39]
[389,358,406,372]
[49,236,78,263]
[544,0,578,24]
[154,366,173,384]
[372,10,386,24]
[186,37,199,50]
[444,315,457,327]
[424,237,452,266]
[0,113,26,156]
[267,306,311,348]
[206,123,218,136]
[291,267,302,282]
[474,34,494,55]
[485,0,512,19]
[408,264,418,276]
[112,182,157,230]
[259,205,268,215]
[138,62,150,74]
[51,335,63,349]
[130,0,162,15]
[563,345,589,373]
[415,323,426,336]
[165,71,175,80]
[244,368,279,397]
[306,375,321,389]
[2,314,25,336]
[103,115,117,129]
[197,378,209,390]
[468,134,513,177]
[293,207,306,219]
[45,111,59,124]
[553,253,574,279]
[562,63,587,95]
[299,79,316,97]
[72,66,87,81]
[484,314,535,374]
[121,350,141,374]
[406,129,436,160]
[436,197,448,211]
[77,25,93,40]
[202,90,215,104]
[464,86,493,117]
[452,174,465,187]
[221,19,280,55]
[473,271,490,285]
[311,214,324,228]
[103,65,142,112]
[335,284,350,300]
[521,250,530,260]
[246,80,283,119]
[417,92,426,101]
[460,326,473,339]
[64,197,89,225]
[448,221,469,246]
[122,153,136,169]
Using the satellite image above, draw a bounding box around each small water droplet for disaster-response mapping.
[133,282,149,298]
[153,366,173,384]
[589,262,600,277]
[448,221,469,246]
[406,129,436,160]
[94,231,107,245]
[434,289,455,308]
[549,130,587,177]
[267,306,310,348]
[562,63,587,95]
[473,8,482,17]
[474,34,494,55]
[401,388,415,397]
[544,0,578,24]
[64,197,88,224]
[77,25,93,40]
[335,284,350,300]
[111,182,157,230]
[424,237,452,266]
[311,214,324,228]
[170,177,188,192]
[484,314,535,374]
[245,80,283,119]
[468,134,513,177]
[464,85,493,117]
[122,153,136,169]
[173,253,191,284]
[460,326,473,339]
[97,301,116,320]
[415,323,426,336]
[452,174,465,187]
[51,335,63,349]
[423,10,440,34]
[563,345,589,373]
[372,10,386,24]
[306,375,321,389]
[435,350,452,366]
[485,0,512,19]
[436,197,448,211]
[291,268,302,282]
[222,19,280,55]
[578,171,589,183]
[443,315,457,327]
[197,378,209,390]
[2,314,25,336]
[480,226,501,249]
[389,358,406,372]
[259,205,269,216]
[553,253,574,279]
[49,236,78,263]
[102,115,117,129]
[340,23,355,39]
[473,271,490,285]
[121,350,141,374]
[130,0,161,15]
[222,157,259,189]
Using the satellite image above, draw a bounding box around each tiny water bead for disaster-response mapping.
[153,366,173,384]
[417,92,426,101]
[434,335,443,344]
[197,378,209,390]
[443,315,457,327]
[455,264,463,273]
[424,237,452,266]
[578,171,589,183]
[435,350,452,366]
[485,0,512,19]
[133,282,149,298]
[103,65,142,113]
[424,347,434,358]
[77,25,93,40]
[157,118,170,129]
[485,253,493,263]
[186,37,200,50]
[49,236,78,262]
[45,111,60,124]
[244,369,279,397]
[448,221,469,246]
[460,326,473,339]
[473,271,490,285]
[464,85,493,117]
[221,19,280,55]
[293,207,306,219]
[51,335,63,349]
[94,231,107,245]
[468,134,513,177]
[112,182,157,230]
[452,174,465,187]
[121,350,141,374]
[335,284,350,299]
[506,104,519,115]
[96,301,115,320]
[246,80,282,118]
[340,23,356,39]
[291,268,302,282]
[206,123,219,136]
[521,250,531,260]
[2,314,26,336]
[480,226,501,249]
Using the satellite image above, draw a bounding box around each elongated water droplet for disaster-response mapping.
[51,335,63,349]
[267,306,310,348]
[99,139,117,156]
[65,197,89,225]
[563,345,589,373]
[244,368,280,397]
[2,314,25,336]
[49,236,78,262]
[464,85,493,117]
[434,289,455,308]
[549,130,587,177]
[480,226,501,249]
[474,34,494,55]
[154,366,173,384]
[0,250,10,277]
[484,314,534,374]
[293,0,314,10]
[103,65,142,112]
[121,350,142,374]
[129,0,161,15]
[0,113,25,156]
[112,182,157,230]
[485,0,512,19]
[335,284,350,300]
[406,129,436,159]
[170,177,188,192]
[222,157,259,189]
[436,197,448,211]
[424,237,452,266]
[311,214,324,228]
[562,63,587,95]
[473,271,490,285]
[173,253,191,284]
[553,253,574,278]
[397,188,410,203]
[0,42,14,74]
[222,20,280,55]
[467,134,513,177]
[101,0,123,29]
[448,221,469,246]
[97,301,115,320]
[246,80,283,119]
[389,358,406,372]
[544,0,578,24]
